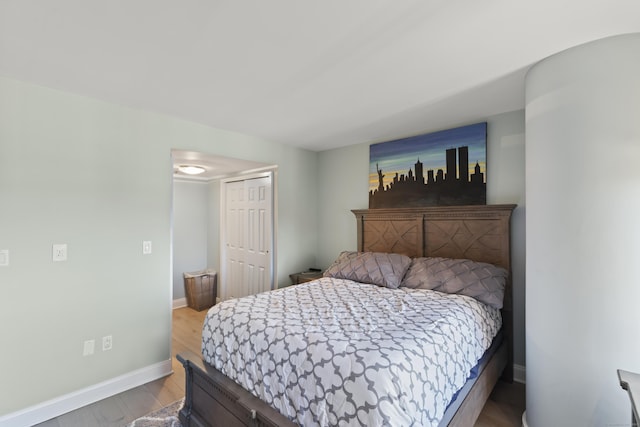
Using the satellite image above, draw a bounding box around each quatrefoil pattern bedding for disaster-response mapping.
[202,278,501,427]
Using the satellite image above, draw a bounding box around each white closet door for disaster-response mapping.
[223,174,273,299]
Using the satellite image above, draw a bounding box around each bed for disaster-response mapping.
[177,204,516,427]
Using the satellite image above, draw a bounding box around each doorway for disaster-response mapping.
[170,149,276,306]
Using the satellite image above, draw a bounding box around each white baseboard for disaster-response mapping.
[514,363,526,384]
[0,359,172,427]
[172,297,187,309]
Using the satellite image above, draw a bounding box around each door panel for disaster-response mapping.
[223,175,273,299]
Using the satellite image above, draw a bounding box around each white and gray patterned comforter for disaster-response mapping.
[202,277,501,427]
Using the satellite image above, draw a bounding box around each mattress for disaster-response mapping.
[202,277,502,427]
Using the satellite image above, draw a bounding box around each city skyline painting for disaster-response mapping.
[369,122,487,208]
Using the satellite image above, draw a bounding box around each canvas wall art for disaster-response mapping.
[369,122,487,208]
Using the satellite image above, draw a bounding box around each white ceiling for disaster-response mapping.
[1,1,639,152]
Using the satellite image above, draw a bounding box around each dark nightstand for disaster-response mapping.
[289,270,323,285]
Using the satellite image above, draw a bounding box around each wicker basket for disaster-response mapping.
[183,269,217,311]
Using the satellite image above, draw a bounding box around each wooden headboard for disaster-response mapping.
[352,204,517,380]
[352,204,515,271]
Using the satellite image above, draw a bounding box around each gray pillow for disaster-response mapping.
[324,251,412,289]
[324,251,359,271]
[400,257,508,309]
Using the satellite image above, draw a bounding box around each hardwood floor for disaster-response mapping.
[476,380,526,427]
[36,307,525,426]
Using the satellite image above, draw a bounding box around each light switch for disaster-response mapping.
[0,250,8,266]
[83,339,95,356]
[142,241,152,255]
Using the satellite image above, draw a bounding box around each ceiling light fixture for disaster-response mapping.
[177,165,206,175]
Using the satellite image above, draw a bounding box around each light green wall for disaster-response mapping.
[316,111,526,366]
[485,110,526,369]
[0,76,317,415]
[316,143,369,266]
[173,180,210,300]
[207,180,221,285]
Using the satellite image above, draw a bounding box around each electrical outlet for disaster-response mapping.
[83,339,95,356]
[102,335,112,351]
[142,241,152,255]
[52,244,67,262]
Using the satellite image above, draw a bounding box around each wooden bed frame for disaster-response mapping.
[177,204,516,427]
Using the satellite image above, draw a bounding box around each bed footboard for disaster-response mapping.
[177,351,296,427]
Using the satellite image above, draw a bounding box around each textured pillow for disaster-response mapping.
[323,251,360,272]
[400,257,508,309]
[324,251,412,289]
